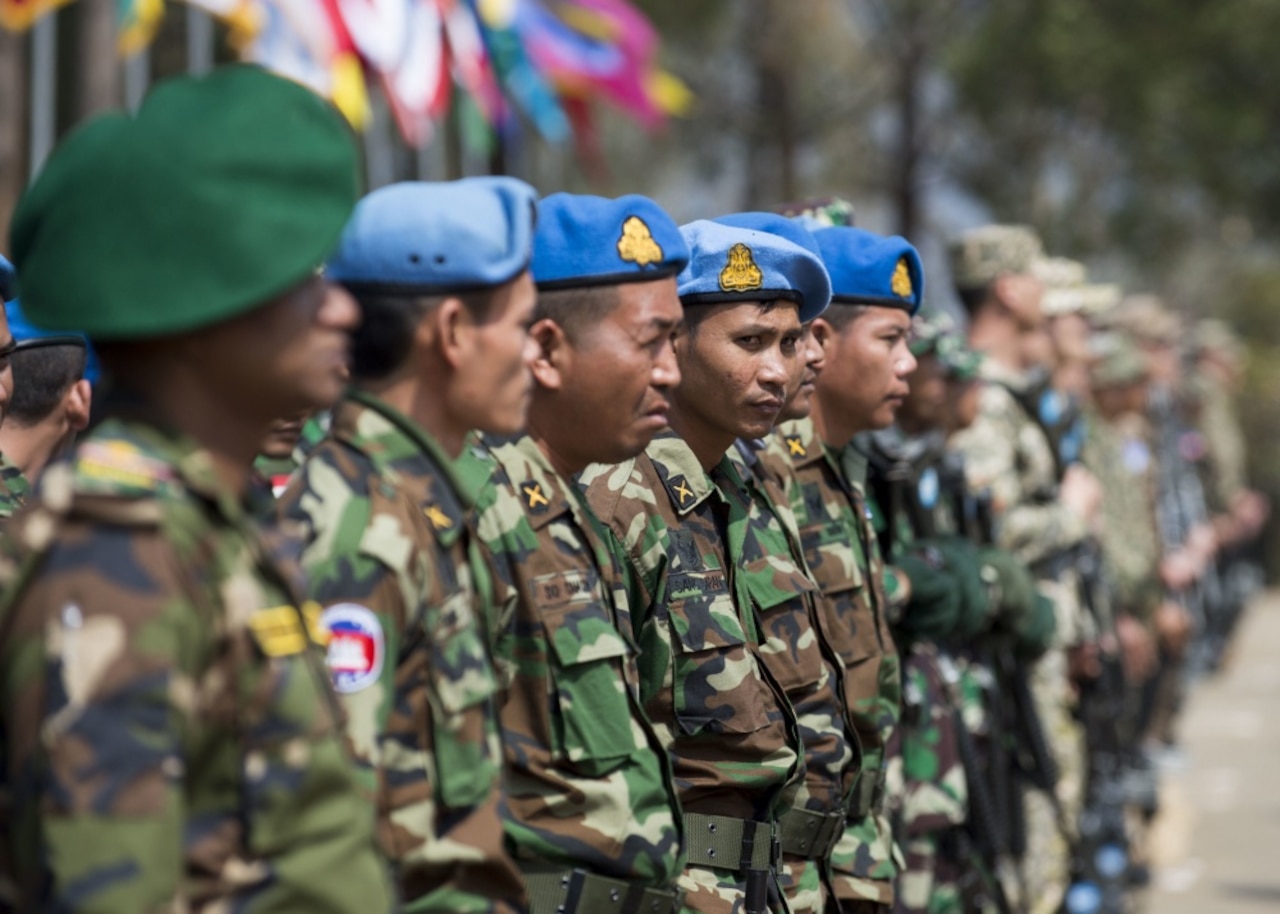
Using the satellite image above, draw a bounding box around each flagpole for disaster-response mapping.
[187,7,214,75]
[29,12,56,177]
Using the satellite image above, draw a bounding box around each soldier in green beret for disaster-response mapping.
[0,65,392,913]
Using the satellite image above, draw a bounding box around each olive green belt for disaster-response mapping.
[522,866,683,914]
[682,813,780,872]
[777,806,847,860]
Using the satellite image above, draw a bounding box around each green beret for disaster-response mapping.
[11,65,360,340]
[1014,592,1058,660]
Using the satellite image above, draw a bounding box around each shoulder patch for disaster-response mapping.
[719,242,764,292]
[321,603,385,693]
[520,480,551,513]
[248,604,312,658]
[666,474,695,507]
[423,503,454,531]
[617,215,664,267]
[75,440,178,497]
[785,435,807,457]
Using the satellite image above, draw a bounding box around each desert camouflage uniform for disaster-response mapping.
[278,390,524,913]
[761,417,902,909]
[0,452,30,520]
[1082,411,1161,627]
[948,361,1085,914]
[463,434,685,909]
[730,439,859,914]
[580,431,802,914]
[0,415,392,913]
[1191,372,1247,516]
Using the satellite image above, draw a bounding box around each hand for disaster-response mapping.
[1154,600,1192,658]
[1160,550,1199,590]
[1060,464,1103,524]
[1068,640,1102,684]
[1115,614,1157,683]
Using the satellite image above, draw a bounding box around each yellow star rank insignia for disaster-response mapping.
[785,435,807,457]
[891,257,914,298]
[423,504,453,530]
[521,482,550,512]
[617,216,664,267]
[719,242,764,292]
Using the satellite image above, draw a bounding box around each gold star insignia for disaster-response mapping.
[423,504,453,530]
[617,216,664,266]
[522,482,549,510]
[719,243,764,292]
[786,436,807,457]
[672,478,694,505]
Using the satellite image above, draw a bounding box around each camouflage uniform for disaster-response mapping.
[761,417,902,909]
[278,390,524,913]
[0,451,30,519]
[580,432,802,914]
[0,415,392,912]
[730,439,859,914]
[947,361,1086,914]
[463,434,685,910]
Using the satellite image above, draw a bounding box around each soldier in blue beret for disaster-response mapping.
[0,64,393,913]
[760,226,924,913]
[581,220,832,914]
[708,212,859,914]
[0,301,94,520]
[460,192,689,914]
[277,177,538,914]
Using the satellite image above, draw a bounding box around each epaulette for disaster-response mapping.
[39,462,166,527]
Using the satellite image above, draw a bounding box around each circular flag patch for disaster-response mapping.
[321,604,385,694]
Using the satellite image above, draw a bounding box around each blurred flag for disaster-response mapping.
[0,0,72,31]
[184,0,265,47]
[244,0,371,128]
[117,0,166,54]
[473,0,569,141]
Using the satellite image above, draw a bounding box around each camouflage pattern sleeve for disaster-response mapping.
[0,422,392,914]
[278,399,522,914]
[948,384,1089,566]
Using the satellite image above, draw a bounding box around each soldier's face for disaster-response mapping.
[551,277,682,467]
[0,309,13,428]
[778,323,824,422]
[899,352,947,431]
[451,269,539,437]
[201,273,358,422]
[672,300,801,444]
[816,306,915,432]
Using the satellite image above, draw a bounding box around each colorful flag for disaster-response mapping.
[0,0,72,32]
[117,0,166,55]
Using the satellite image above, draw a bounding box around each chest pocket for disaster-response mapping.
[799,520,877,667]
[425,588,501,808]
[744,558,823,696]
[666,570,771,736]
[537,569,637,775]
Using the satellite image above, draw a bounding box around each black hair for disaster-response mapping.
[956,284,990,317]
[347,287,495,381]
[533,284,621,343]
[8,343,87,426]
[817,302,870,332]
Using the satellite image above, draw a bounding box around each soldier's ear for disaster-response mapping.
[529,318,566,391]
[810,318,835,350]
[63,379,92,432]
[434,295,469,368]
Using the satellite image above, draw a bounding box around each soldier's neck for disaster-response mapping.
[361,373,467,459]
[0,418,68,483]
[665,409,733,472]
[809,396,863,451]
[967,311,1023,373]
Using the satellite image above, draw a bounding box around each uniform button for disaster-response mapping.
[708,822,717,832]
[610,889,621,902]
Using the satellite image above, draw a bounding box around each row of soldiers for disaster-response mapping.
[0,65,1263,914]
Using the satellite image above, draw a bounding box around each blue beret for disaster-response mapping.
[676,220,832,323]
[0,255,14,303]
[712,212,823,260]
[532,193,688,290]
[4,300,100,384]
[327,177,538,293]
[813,227,924,314]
